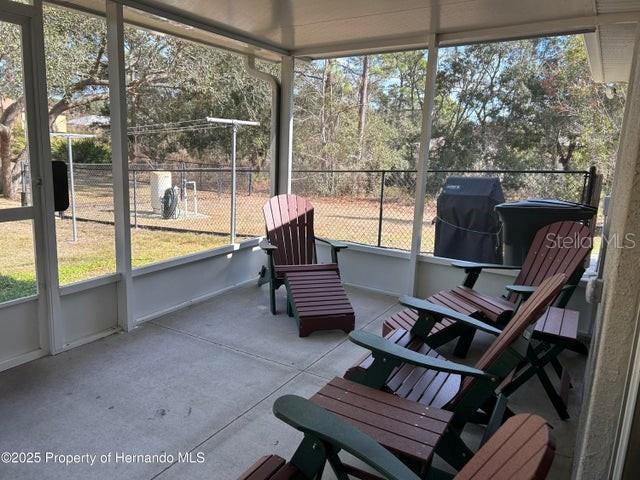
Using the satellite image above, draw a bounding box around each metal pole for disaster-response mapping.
[584,165,597,204]
[133,169,138,228]
[408,34,439,295]
[20,161,27,207]
[67,136,77,242]
[193,182,198,214]
[180,161,186,218]
[230,123,238,243]
[377,171,386,247]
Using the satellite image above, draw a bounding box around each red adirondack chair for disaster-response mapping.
[346,273,567,429]
[384,220,592,357]
[239,394,554,480]
[260,194,354,336]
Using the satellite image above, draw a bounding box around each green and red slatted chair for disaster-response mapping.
[259,194,354,336]
[338,274,565,469]
[383,220,592,358]
[238,395,554,480]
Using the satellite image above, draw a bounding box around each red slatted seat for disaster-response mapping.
[273,262,339,279]
[450,221,591,324]
[382,290,480,337]
[310,376,453,464]
[348,274,566,418]
[383,221,592,356]
[347,329,462,408]
[450,286,516,324]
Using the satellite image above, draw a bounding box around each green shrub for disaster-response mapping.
[51,137,111,164]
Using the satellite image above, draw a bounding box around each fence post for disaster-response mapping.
[20,161,28,207]
[248,171,253,195]
[377,171,386,247]
[583,165,597,204]
[133,169,138,229]
[230,122,238,243]
[67,136,78,242]
[180,161,186,205]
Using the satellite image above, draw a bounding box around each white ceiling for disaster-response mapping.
[127,0,595,52]
[55,0,640,81]
[584,1,640,82]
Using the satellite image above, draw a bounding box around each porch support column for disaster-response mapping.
[30,0,64,353]
[106,0,134,331]
[277,55,295,194]
[574,25,640,479]
[408,34,438,295]
[245,56,280,197]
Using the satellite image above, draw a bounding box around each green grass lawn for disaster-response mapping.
[0,216,230,303]
[0,193,601,304]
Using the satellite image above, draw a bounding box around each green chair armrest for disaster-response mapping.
[273,395,421,480]
[398,296,501,336]
[450,260,521,271]
[504,285,536,294]
[504,284,536,301]
[349,331,492,378]
[505,283,576,299]
[316,237,348,250]
[259,239,277,252]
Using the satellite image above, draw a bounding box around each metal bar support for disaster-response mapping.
[67,136,77,242]
[377,171,386,247]
[230,122,238,243]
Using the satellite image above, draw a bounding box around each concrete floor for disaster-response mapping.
[0,284,585,479]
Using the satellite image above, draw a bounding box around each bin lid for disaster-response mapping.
[440,176,504,198]
[496,198,596,212]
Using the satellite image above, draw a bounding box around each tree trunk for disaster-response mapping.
[0,98,24,200]
[357,55,370,159]
[557,137,577,171]
[0,125,16,200]
[320,60,328,153]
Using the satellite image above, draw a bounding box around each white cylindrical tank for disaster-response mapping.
[150,171,172,214]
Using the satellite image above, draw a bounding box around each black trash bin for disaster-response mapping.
[495,199,596,266]
[434,176,504,263]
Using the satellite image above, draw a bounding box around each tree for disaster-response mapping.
[0,22,26,199]
[0,5,273,200]
[357,56,369,158]
[292,37,625,199]
[1,8,112,199]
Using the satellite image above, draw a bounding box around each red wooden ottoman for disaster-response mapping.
[284,270,355,337]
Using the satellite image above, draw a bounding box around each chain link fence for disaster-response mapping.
[59,163,594,255]
[127,165,270,240]
[291,170,417,250]
[292,168,592,252]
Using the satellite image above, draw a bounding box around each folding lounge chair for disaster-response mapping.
[238,395,555,480]
[383,220,591,357]
[259,194,355,336]
[340,273,565,462]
